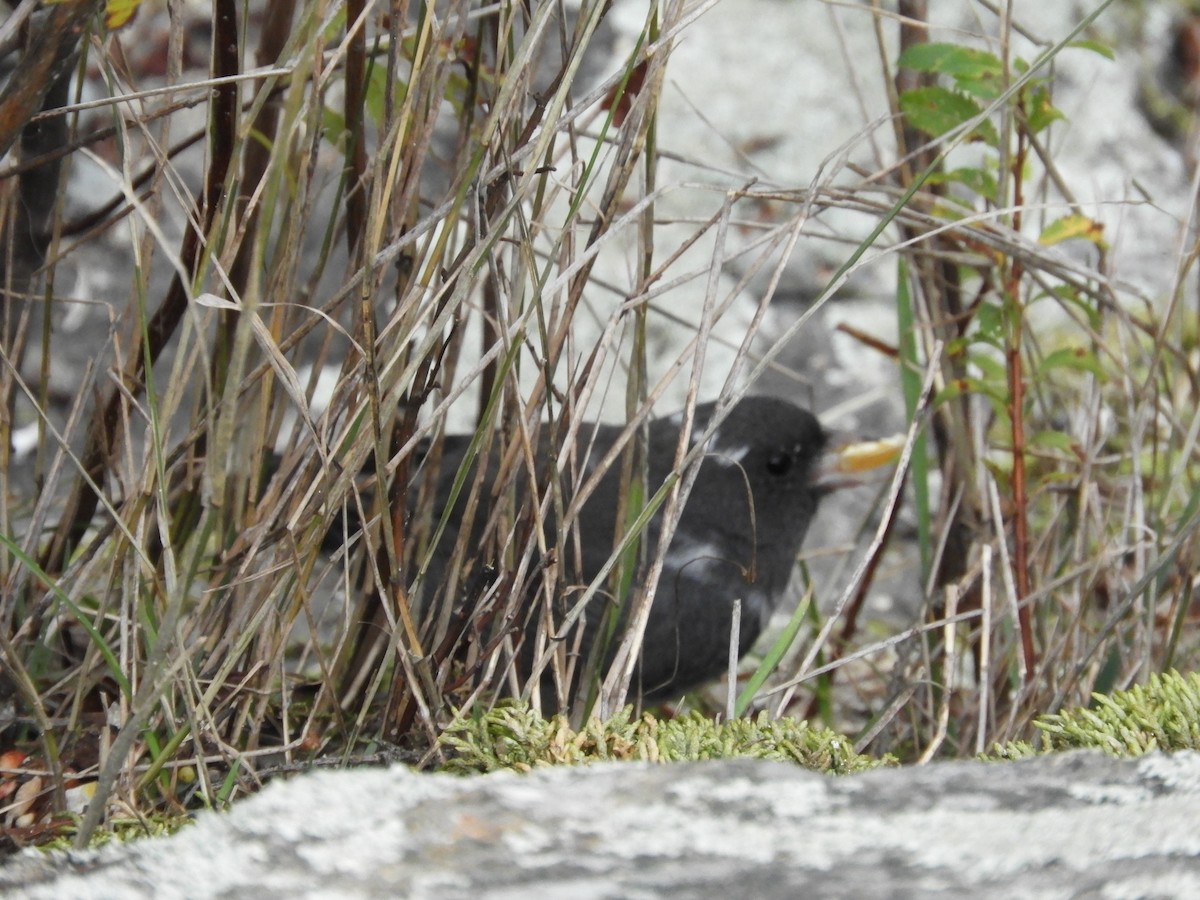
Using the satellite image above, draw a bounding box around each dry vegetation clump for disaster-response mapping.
[0,0,1198,849]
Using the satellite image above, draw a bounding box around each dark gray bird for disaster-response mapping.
[402,395,831,704]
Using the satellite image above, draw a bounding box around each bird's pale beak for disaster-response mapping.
[814,433,904,493]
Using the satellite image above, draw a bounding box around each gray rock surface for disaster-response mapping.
[4,751,1200,898]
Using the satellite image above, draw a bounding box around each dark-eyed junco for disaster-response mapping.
[399,395,834,704]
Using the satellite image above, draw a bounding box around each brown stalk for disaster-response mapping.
[39,2,243,575]
[342,0,369,253]
[1003,94,1036,684]
[884,0,986,727]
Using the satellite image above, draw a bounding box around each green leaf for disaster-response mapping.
[1069,39,1116,61]
[1027,429,1077,454]
[363,63,409,128]
[1040,346,1105,378]
[322,106,347,146]
[968,350,1006,382]
[898,86,997,143]
[1039,213,1108,250]
[1042,284,1102,329]
[1026,86,1065,135]
[897,43,1005,99]
[974,303,1005,347]
[945,335,972,358]
[898,43,1002,80]
[929,166,998,202]
[935,375,1008,414]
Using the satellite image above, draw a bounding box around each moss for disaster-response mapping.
[438,703,895,775]
[990,669,1200,759]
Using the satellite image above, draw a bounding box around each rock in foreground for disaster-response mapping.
[4,751,1200,898]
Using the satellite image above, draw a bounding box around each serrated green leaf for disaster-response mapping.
[898,86,998,143]
[898,43,1006,99]
[897,43,1003,80]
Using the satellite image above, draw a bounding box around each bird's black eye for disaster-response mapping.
[766,452,793,476]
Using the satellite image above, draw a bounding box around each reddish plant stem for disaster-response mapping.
[1005,106,1036,684]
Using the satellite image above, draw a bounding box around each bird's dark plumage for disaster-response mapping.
[407,395,828,703]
